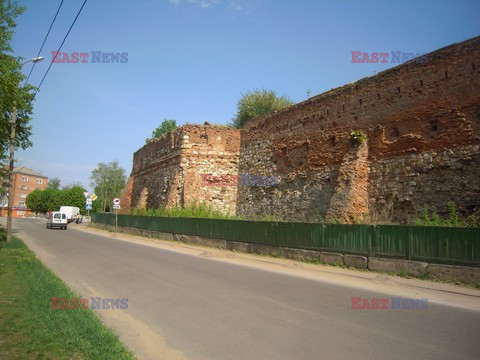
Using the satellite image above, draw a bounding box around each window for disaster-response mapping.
[19,201,25,207]
[36,179,43,185]
[21,185,27,190]
[20,194,27,199]
[22,176,28,182]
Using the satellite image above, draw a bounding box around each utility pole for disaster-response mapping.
[6,106,17,242]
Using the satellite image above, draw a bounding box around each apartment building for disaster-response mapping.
[0,167,48,217]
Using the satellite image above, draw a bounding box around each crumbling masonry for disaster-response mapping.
[121,36,480,223]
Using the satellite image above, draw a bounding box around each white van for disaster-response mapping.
[46,212,68,230]
[59,206,80,223]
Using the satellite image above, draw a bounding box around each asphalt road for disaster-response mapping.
[7,218,480,360]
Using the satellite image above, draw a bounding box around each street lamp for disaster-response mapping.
[6,56,44,242]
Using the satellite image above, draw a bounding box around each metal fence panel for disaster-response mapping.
[321,224,370,255]
[374,225,409,258]
[90,214,480,267]
[410,226,480,266]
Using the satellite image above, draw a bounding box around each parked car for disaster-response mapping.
[60,206,80,223]
[46,212,68,230]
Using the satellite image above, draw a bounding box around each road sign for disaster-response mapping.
[113,204,121,210]
[91,194,98,201]
[86,203,92,210]
[113,198,121,205]
[83,192,89,198]
[86,198,92,205]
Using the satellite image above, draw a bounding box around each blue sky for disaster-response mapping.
[11,0,480,191]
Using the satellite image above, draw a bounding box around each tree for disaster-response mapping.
[47,177,61,190]
[62,181,84,190]
[145,119,177,143]
[25,186,87,214]
[0,1,35,174]
[62,186,87,212]
[230,89,294,128]
[25,188,42,214]
[90,161,126,212]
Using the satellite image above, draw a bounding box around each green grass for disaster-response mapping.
[130,202,243,220]
[0,231,135,360]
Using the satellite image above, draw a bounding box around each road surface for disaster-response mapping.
[5,218,480,360]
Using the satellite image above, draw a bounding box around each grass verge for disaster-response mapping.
[0,231,135,359]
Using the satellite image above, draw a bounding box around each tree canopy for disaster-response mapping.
[230,89,294,128]
[0,1,36,176]
[47,177,61,190]
[145,119,177,143]
[26,186,87,214]
[89,161,126,212]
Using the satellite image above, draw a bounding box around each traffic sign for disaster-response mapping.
[86,198,92,205]
[86,203,92,210]
[113,204,121,210]
[83,192,89,198]
[91,194,98,201]
[113,198,121,205]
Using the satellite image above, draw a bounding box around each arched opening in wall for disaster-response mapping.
[431,119,439,132]
[473,63,476,71]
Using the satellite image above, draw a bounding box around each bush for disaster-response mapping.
[414,202,478,227]
[350,130,367,144]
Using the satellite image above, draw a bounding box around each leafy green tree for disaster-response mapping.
[62,186,87,213]
[90,161,126,212]
[0,1,36,174]
[62,181,84,190]
[26,186,87,214]
[37,188,59,213]
[230,89,294,128]
[145,119,177,143]
[47,177,61,190]
[25,188,42,214]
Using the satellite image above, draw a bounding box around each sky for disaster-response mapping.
[10,0,480,192]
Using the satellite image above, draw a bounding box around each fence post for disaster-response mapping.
[368,225,375,257]
[407,226,413,261]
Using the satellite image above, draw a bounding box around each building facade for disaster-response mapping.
[0,167,49,217]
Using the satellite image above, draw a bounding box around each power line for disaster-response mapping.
[34,0,88,97]
[24,0,65,85]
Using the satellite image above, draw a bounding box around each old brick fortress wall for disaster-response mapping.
[122,124,240,214]
[238,36,480,222]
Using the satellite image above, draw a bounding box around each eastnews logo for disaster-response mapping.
[351,297,429,310]
[351,51,428,64]
[51,51,128,63]
[51,297,128,309]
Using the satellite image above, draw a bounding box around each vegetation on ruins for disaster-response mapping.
[350,130,367,144]
[130,202,240,220]
[414,202,479,228]
[230,89,294,128]
[145,119,177,143]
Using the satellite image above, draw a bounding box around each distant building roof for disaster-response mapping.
[13,167,48,179]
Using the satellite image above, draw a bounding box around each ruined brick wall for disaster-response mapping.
[125,124,240,214]
[238,36,480,223]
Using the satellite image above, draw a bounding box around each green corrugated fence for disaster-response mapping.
[91,213,480,267]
